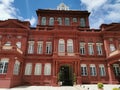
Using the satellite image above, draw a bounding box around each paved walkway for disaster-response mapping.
[0,84,120,90]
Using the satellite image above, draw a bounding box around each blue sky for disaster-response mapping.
[0,0,120,29]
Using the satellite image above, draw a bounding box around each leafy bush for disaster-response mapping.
[97,82,104,89]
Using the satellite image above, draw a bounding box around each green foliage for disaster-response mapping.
[58,72,62,81]
[72,73,76,82]
[112,88,119,90]
[97,82,104,89]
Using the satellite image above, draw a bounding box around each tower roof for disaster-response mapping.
[57,3,69,10]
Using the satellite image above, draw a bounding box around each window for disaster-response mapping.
[46,42,52,54]
[44,63,51,75]
[13,60,20,75]
[4,41,11,46]
[0,58,9,74]
[113,64,120,76]
[110,44,116,52]
[24,63,32,75]
[73,18,77,22]
[99,64,106,76]
[65,18,70,26]
[80,42,85,55]
[34,63,42,75]
[90,64,96,76]
[80,18,86,27]
[16,42,21,49]
[28,41,34,54]
[67,39,74,53]
[57,17,62,25]
[88,43,94,55]
[41,17,46,25]
[49,17,54,25]
[81,64,87,76]
[58,39,65,53]
[37,41,43,54]
[96,43,103,55]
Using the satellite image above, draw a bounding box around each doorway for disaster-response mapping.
[59,65,73,86]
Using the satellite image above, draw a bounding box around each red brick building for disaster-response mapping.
[0,3,120,88]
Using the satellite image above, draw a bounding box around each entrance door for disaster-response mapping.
[59,65,73,86]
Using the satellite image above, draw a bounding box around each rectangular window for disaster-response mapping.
[0,58,9,74]
[41,17,46,25]
[28,41,34,54]
[81,64,87,76]
[13,60,20,75]
[24,63,32,75]
[37,41,43,54]
[73,18,77,22]
[88,43,94,55]
[96,43,103,55]
[46,42,52,54]
[65,18,70,26]
[34,63,42,75]
[44,63,51,75]
[80,42,85,55]
[99,64,106,76]
[90,64,96,76]
[113,64,120,76]
[110,44,116,52]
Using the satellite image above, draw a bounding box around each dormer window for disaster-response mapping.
[49,17,54,26]
[41,17,46,25]
[80,18,86,27]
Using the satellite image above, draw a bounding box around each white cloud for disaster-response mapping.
[81,0,107,11]
[0,0,36,26]
[80,0,120,29]
[25,17,37,26]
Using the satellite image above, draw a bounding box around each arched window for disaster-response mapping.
[49,17,54,25]
[80,18,86,27]
[24,63,32,75]
[67,39,73,53]
[65,18,70,26]
[58,39,65,53]
[57,17,62,25]
[41,17,46,25]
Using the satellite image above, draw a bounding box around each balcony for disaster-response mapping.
[0,45,23,55]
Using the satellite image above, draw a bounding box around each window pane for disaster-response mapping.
[13,60,20,75]
[110,44,116,52]
[49,17,54,25]
[73,18,77,22]
[37,42,43,54]
[41,17,46,25]
[46,42,52,54]
[57,17,62,25]
[96,43,103,55]
[88,43,94,55]
[0,58,9,74]
[58,39,65,53]
[80,18,86,27]
[16,42,21,48]
[80,42,85,55]
[65,18,70,26]
[90,64,96,76]
[28,41,34,54]
[44,63,51,75]
[67,39,73,53]
[25,63,32,75]
[81,64,87,76]
[34,63,42,75]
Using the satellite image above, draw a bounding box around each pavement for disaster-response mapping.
[0,84,119,90]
